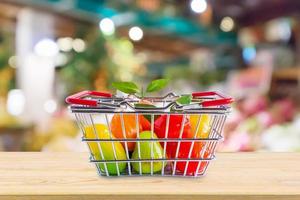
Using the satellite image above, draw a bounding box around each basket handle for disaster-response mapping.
[65,90,112,106]
[192,91,233,107]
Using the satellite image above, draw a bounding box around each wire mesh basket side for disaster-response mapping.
[74,111,226,177]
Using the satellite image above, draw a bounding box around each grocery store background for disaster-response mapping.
[1,0,300,152]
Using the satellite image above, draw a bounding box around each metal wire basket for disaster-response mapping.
[66,91,233,177]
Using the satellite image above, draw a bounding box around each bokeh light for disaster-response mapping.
[220,16,235,32]
[128,26,143,41]
[6,89,25,116]
[72,38,86,52]
[190,0,207,13]
[99,18,115,36]
[57,37,73,52]
[44,99,57,114]
[34,38,59,57]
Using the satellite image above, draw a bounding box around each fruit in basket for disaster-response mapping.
[154,115,192,138]
[84,124,126,175]
[154,114,193,158]
[176,142,212,175]
[131,131,166,173]
[190,114,211,138]
[111,114,139,151]
[138,113,151,130]
[111,114,150,151]
[154,114,212,175]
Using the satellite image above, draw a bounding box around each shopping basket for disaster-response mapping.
[66,91,233,177]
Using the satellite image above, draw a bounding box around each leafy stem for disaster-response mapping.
[176,94,192,105]
[112,78,169,98]
[141,87,145,98]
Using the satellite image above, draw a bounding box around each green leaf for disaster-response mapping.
[134,103,156,109]
[176,95,192,105]
[146,79,169,93]
[112,82,140,94]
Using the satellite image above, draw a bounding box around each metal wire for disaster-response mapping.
[150,114,154,176]
[135,114,142,175]
[172,114,186,175]
[105,114,120,176]
[183,114,202,176]
[120,113,132,176]
[70,94,230,177]
[161,114,170,176]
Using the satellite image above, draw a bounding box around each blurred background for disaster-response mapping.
[0,0,300,152]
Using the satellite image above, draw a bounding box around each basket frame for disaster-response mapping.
[67,91,232,177]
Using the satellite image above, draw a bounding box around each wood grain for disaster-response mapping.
[0,152,299,200]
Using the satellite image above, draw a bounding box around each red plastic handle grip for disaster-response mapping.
[66,90,112,106]
[192,91,233,107]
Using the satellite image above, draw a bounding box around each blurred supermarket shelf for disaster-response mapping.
[271,67,300,99]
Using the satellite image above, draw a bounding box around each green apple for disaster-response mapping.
[132,131,166,174]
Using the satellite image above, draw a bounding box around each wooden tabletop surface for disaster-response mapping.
[0,152,299,200]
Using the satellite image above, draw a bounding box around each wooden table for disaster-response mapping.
[0,152,299,200]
